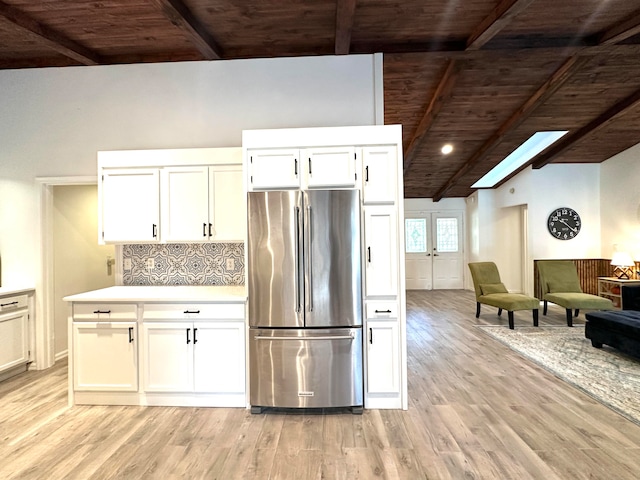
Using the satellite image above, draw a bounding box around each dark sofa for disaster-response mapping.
[585,285,640,359]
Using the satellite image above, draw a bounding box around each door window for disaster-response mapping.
[435,217,459,252]
[405,218,427,253]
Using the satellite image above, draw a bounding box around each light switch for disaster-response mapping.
[124,258,132,271]
[226,258,235,270]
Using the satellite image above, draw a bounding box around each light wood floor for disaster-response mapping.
[2,290,640,479]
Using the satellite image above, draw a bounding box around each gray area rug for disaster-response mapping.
[477,325,640,426]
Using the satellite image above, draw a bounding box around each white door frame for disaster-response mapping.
[35,176,96,370]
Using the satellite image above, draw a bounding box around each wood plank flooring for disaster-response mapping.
[2,290,640,479]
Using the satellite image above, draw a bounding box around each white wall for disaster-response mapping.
[600,142,640,260]
[0,54,380,286]
[468,163,602,295]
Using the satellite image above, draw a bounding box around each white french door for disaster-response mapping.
[405,211,464,290]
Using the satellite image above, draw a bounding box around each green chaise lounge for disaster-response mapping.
[468,262,540,329]
[537,260,613,327]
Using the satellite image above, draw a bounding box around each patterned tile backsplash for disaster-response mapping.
[122,243,244,286]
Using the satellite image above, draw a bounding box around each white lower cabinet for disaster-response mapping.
[72,321,138,391]
[142,320,245,394]
[68,298,247,407]
[365,302,401,409]
[0,309,29,374]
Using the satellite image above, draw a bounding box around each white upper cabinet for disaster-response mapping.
[248,149,300,190]
[162,166,210,242]
[305,147,356,188]
[362,146,398,204]
[162,165,245,242]
[101,168,160,243]
[209,166,245,241]
[364,205,398,297]
[98,148,243,244]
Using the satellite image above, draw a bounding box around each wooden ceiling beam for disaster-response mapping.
[466,0,536,50]
[599,9,640,45]
[152,0,222,60]
[403,59,461,175]
[531,88,640,170]
[335,0,357,55]
[0,0,101,65]
[432,54,590,201]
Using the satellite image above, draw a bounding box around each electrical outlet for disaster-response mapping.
[226,258,235,270]
[146,258,155,270]
[124,258,132,271]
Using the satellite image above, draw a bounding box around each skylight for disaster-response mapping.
[472,131,569,188]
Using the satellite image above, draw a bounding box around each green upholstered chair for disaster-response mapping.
[468,262,540,329]
[536,260,614,327]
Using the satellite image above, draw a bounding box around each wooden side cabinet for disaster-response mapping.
[598,277,640,309]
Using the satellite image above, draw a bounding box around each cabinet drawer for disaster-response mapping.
[73,303,138,321]
[0,294,28,311]
[366,301,398,319]
[143,302,245,320]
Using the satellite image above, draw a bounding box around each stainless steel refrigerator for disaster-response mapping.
[247,189,363,412]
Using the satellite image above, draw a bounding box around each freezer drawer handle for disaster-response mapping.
[1,301,19,308]
[254,334,355,341]
[93,310,111,314]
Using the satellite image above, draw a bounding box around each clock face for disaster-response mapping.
[547,208,581,240]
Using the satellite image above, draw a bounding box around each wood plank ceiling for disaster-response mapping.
[1,0,639,199]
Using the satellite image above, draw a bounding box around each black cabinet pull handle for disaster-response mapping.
[152,224,158,238]
[184,310,200,314]
[367,247,371,263]
[186,328,191,344]
[375,309,392,313]
[93,310,111,314]
[365,165,369,182]
[369,328,373,344]
[294,158,298,175]
[308,157,312,174]
[208,223,213,237]
[128,327,134,343]
[1,301,19,307]
[193,328,198,344]
[203,223,207,237]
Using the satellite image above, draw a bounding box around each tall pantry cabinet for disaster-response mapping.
[243,125,407,410]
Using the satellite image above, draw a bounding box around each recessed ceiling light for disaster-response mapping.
[441,144,453,154]
[472,131,568,188]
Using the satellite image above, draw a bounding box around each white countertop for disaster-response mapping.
[0,286,35,297]
[63,285,246,303]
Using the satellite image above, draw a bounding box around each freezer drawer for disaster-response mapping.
[249,328,363,409]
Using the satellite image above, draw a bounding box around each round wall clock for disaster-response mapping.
[547,207,581,240]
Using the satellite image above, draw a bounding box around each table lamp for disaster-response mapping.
[611,251,635,279]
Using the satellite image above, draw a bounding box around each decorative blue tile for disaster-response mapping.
[122,243,244,286]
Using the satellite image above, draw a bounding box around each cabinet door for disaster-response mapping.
[305,147,356,188]
[162,166,210,242]
[362,146,397,204]
[366,320,400,394]
[193,321,245,393]
[0,309,28,373]
[248,149,300,189]
[210,167,246,241]
[72,322,138,391]
[101,168,160,243]
[142,322,193,392]
[364,206,398,296]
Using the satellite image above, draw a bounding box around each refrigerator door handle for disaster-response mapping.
[307,204,313,312]
[295,206,301,313]
[253,333,355,341]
